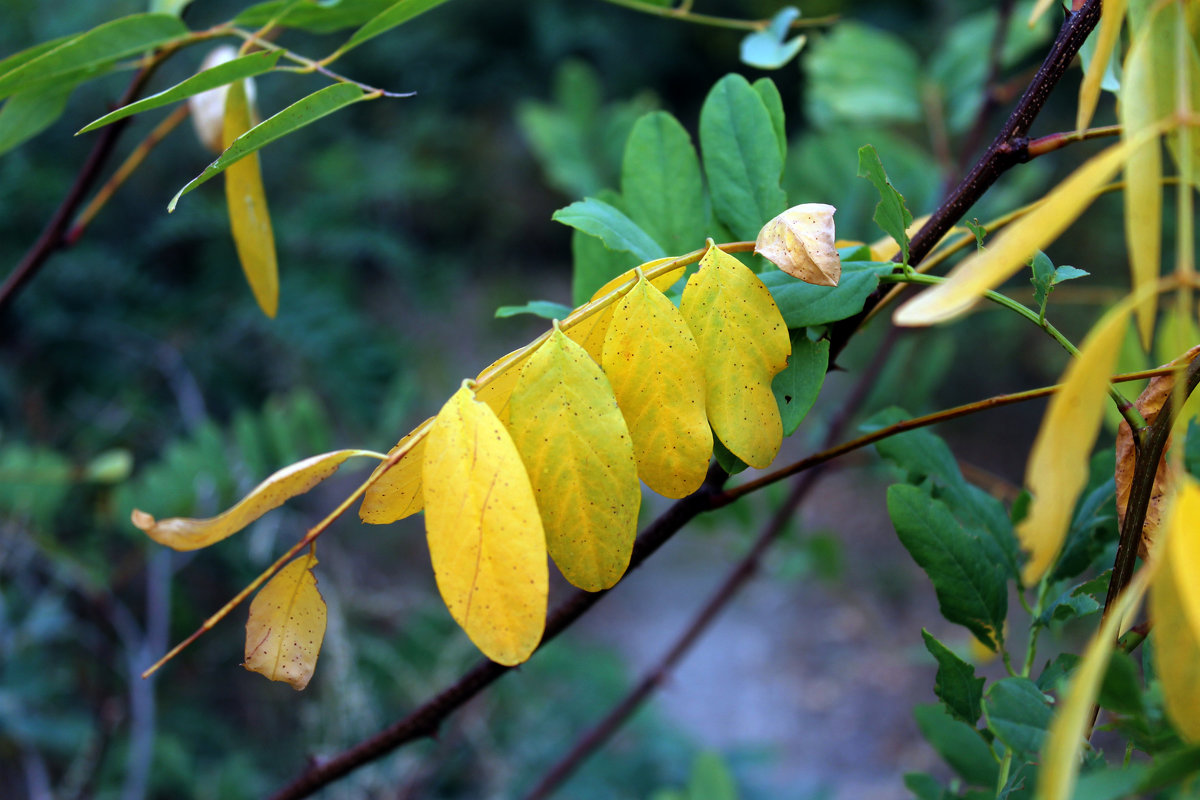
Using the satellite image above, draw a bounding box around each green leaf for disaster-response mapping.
[886,483,1007,649]
[571,220,636,307]
[805,22,922,128]
[494,300,573,320]
[712,435,749,476]
[1135,746,1200,793]
[904,773,950,800]
[921,629,985,726]
[552,198,667,262]
[0,84,73,156]
[1037,653,1080,692]
[621,111,705,255]
[699,74,787,241]
[1073,766,1151,800]
[752,78,786,163]
[78,50,283,134]
[1036,582,1102,628]
[772,333,827,436]
[0,14,190,102]
[234,0,394,33]
[151,0,195,14]
[1030,250,1055,311]
[337,0,454,55]
[687,751,737,800]
[1097,650,1144,716]
[857,145,914,265]
[759,261,893,328]
[1054,265,1089,283]
[965,218,986,249]
[169,83,372,211]
[983,677,1052,756]
[740,7,806,70]
[913,703,999,787]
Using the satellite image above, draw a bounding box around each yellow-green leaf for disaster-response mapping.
[132,449,376,550]
[680,244,790,468]
[893,139,1138,327]
[423,384,548,665]
[244,552,326,690]
[1018,303,1130,586]
[474,347,532,424]
[509,327,639,591]
[1077,0,1126,132]
[359,420,430,524]
[224,78,278,318]
[565,258,687,364]
[602,273,712,498]
[1153,479,1200,743]
[1037,564,1154,800]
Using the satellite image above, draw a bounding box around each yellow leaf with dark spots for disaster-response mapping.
[1152,480,1200,743]
[565,258,687,364]
[224,78,278,317]
[132,449,378,550]
[603,273,712,498]
[681,244,790,468]
[509,327,639,591]
[423,384,547,665]
[359,420,431,524]
[243,552,326,690]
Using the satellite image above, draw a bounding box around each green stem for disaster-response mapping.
[996,749,1014,795]
[598,0,837,30]
[1022,579,1050,678]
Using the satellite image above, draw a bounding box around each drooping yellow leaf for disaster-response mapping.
[893,139,1140,327]
[508,327,639,591]
[755,203,841,286]
[423,384,547,665]
[224,78,278,318]
[243,552,326,690]
[132,449,378,550]
[1077,0,1126,132]
[680,244,790,468]
[359,420,431,524]
[564,258,688,364]
[474,348,532,424]
[1018,303,1131,585]
[1037,564,1155,800]
[1152,480,1200,743]
[602,273,712,498]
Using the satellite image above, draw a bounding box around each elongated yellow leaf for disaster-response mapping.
[423,384,547,665]
[1153,480,1200,742]
[603,273,712,498]
[893,139,1138,326]
[566,259,688,364]
[680,244,790,467]
[1077,0,1126,132]
[132,449,377,550]
[475,348,531,424]
[1018,303,1130,585]
[1037,564,1155,800]
[359,420,430,523]
[224,78,278,318]
[509,327,639,591]
[590,257,686,302]
[244,552,326,690]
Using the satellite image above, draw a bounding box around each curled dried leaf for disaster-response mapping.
[755,203,840,287]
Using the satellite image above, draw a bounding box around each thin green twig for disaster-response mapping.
[598,0,837,30]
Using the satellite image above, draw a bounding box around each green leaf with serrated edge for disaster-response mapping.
[336,0,454,55]
[1054,265,1089,283]
[913,703,999,787]
[1037,653,1080,692]
[1036,583,1101,628]
[1097,650,1144,715]
[0,14,189,102]
[760,261,893,328]
[78,51,283,134]
[857,144,914,265]
[494,300,573,320]
[983,678,1052,756]
[169,83,371,211]
[886,483,1006,649]
[0,83,73,156]
[700,74,787,241]
[740,8,806,70]
[964,219,986,249]
[1030,250,1055,311]
[921,629,984,726]
[234,0,393,33]
[621,112,705,256]
[772,333,827,437]
[553,198,667,263]
[752,78,786,162]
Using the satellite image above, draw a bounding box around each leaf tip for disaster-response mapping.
[131,508,156,531]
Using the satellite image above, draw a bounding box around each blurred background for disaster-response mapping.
[0,0,1148,797]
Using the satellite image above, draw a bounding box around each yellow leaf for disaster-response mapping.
[893,139,1139,327]
[1153,480,1200,743]
[244,552,326,690]
[590,257,685,302]
[224,78,278,318]
[680,244,790,468]
[1037,564,1155,800]
[1018,303,1130,585]
[359,420,431,524]
[132,449,377,550]
[508,327,640,591]
[474,348,531,424]
[423,383,548,665]
[603,273,712,498]
[1077,0,1126,132]
[755,203,841,286]
[565,258,688,364]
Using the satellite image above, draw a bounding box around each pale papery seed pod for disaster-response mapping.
[755,203,840,287]
[188,45,257,153]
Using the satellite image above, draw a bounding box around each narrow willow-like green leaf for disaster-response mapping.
[169,83,371,211]
[0,84,73,156]
[552,197,667,262]
[78,50,282,134]
[234,0,393,33]
[336,0,454,55]
[0,14,189,101]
